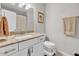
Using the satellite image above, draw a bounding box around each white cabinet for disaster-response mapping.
[18,36,45,56]
[18,37,39,56]
[0,44,18,56]
[31,42,44,56]
[2,9,16,32]
[31,36,45,56]
[0,35,45,56]
[18,48,28,56]
[10,47,28,56]
[11,52,19,56]
[19,38,39,50]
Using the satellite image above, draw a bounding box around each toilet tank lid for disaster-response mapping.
[44,41,55,47]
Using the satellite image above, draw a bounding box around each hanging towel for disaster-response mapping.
[0,16,4,36]
[2,16,9,36]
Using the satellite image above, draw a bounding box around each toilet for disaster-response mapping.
[43,41,56,56]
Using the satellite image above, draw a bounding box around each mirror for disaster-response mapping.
[16,8,34,34]
[16,8,34,33]
[0,3,34,36]
[16,15,27,33]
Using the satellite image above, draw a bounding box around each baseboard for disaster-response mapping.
[57,50,72,56]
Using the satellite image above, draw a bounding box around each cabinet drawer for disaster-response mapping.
[19,36,45,50]
[0,44,18,56]
[19,38,39,50]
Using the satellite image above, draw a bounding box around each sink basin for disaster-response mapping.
[0,35,15,42]
[0,39,7,42]
[15,34,33,40]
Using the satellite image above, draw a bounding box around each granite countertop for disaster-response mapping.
[0,33,45,48]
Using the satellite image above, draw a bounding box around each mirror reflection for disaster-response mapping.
[0,3,34,36]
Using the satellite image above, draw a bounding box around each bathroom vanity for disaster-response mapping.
[0,33,45,56]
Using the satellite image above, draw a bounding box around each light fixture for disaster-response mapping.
[18,3,25,8]
[28,3,31,8]
[25,6,29,10]
[11,3,31,10]
[25,3,31,10]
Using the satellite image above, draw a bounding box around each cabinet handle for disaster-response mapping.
[4,48,16,54]
[32,47,33,53]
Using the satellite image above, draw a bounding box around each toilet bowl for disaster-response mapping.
[43,41,56,56]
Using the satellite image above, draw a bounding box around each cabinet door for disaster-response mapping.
[12,48,28,56]
[18,48,28,56]
[0,44,18,56]
[10,52,19,56]
[31,36,45,56]
[31,42,44,56]
[2,9,16,32]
